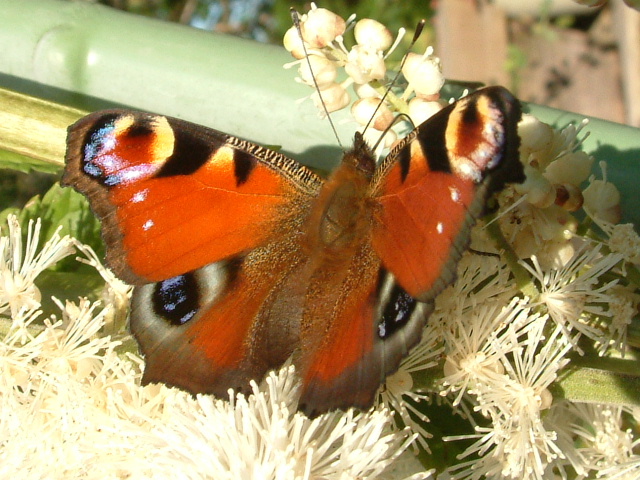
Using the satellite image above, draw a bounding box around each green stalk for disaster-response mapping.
[485,215,539,298]
[0,88,83,173]
[552,353,640,407]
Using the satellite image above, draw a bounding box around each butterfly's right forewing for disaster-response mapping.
[64,110,324,399]
[63,110,322,285]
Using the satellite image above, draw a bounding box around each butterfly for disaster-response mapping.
[62,86,523,416]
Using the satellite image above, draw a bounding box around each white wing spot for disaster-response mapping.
[457,161,481,181]
[436,222,444,234]
[142,219,154,231]
[132,189,148,203]
[449,186,461,203]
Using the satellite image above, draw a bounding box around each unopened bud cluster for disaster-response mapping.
[285,5,625,273]
[518,115,620,224]
[516,115,592,213]
[284,3,444,149]
[502,114,623,267]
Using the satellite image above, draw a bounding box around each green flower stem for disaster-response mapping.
[552,353,640,407]
[369,79,410,115]
[485,215,539,299]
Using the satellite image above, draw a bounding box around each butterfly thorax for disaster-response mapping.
[304,140,376,261]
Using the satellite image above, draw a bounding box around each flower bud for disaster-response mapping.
[408,97,442,125]
[554,183,583,212]
[283,26,307,59]
[364,128,397,150]
[516,165,556,208]
[351,98,394,130]
[354,18,393,51]
[385,368,413,395]
[298,55,337,89]
[544,151,594,185]
[345,45,386,84]
[311,82,350,113]
[301,7,346,48]
[402,52,444,96]
[518,114,554,152]
[354,82,381,99]
[583,179,622,224]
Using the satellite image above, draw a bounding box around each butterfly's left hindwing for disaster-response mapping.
[131,238,308,398]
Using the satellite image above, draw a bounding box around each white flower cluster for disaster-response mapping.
[284,3,444,151]
[489,113,640,357]
[283,6,639,478]
[1,6,638,479]
[0,214,430,479]
[416,116,639,480]
[501,116,594,267]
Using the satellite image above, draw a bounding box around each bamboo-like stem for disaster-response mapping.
[0,88,84,172]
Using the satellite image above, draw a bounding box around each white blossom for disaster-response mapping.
[0,215,75,316]
[521,244,624,348]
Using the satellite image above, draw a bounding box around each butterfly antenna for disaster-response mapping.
[362,19,426,140]
[371,112,415,153]
[291,8,344,150]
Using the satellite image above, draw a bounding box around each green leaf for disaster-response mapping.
[0,182,105,271]
[552,353,640,407]
[36,270,106,317]
[0,149,62,175]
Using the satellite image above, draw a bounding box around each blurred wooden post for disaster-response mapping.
[435,0,509,86]
[613,1,640,127]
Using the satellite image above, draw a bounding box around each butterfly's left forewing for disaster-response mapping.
[63,110,322,285]
[371,86,523,303]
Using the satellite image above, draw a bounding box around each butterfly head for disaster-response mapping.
[342,132,376,179]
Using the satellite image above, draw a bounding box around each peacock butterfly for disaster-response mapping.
[62,86,523,416]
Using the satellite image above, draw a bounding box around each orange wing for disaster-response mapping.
[63,110,323,398]
[371,86,523,303]
[130,239,308,398]
[63,110,322,285]
[298,87,523,415]
[297,246,433,416]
